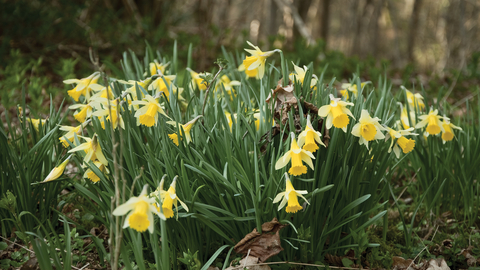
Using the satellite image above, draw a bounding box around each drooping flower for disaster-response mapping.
[91,98,125,130]
[68,134,108,166]
[149,60,170,76]
[59,121,88,147]
[385,127,418,158]
[275,132,315,176]
[318,94,355,132]
[241,41,278,79]
[297,115,325,153]
[187,68,209,91]
[43,155,72,182]
[402,86,425,111]
[64,72,101,102]
[441,116,462,143]
[415,108,443,135]
[112,185,165,233]
[289,62,318,89]
[83,160,109,183]
[132,95,168,127]
[399,103,416,129]
[273,173,309,214]
[167,115,202,146]
[351,110,386,149]
[340,81,369,100]
[69,103,93,123]
[150,176,189,219]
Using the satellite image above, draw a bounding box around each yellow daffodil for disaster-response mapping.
[275,132,315,176]
[241,41,278,79]
[59,121,89,147]
[318,94,355,132]
[112,185,165,233]
[215,75,241,99]
[297,115,325,153]
[399,103,416,129]
[68,134,108,166]
[132,95,168,127]
[340,81,369,100]
[90,84,114,100]
[167,115,202,146]
[149,60,170,76]
[64,72,101,102]
[149,75,177,98]
[187,68,209,91]
[69,103,93,123]
[402,86,425,111]
[91,98,125,130]
[289,62,318,89]
[152,176,189,219]
[27,118,47,132]
[83,160,109,183]
[441,116,462,143]
[43,155,72,182]
[415,108,443,135]
[119,78,153,106]
[385,127,417,158]
[273,173,309,213]
[351,110,386,149]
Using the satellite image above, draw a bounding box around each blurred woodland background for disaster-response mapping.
[1,0,479,112]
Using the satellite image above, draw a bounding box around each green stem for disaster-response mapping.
[279,50,289,87]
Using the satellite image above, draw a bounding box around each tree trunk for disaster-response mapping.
[320,0,331,48]
[407,0,424,64]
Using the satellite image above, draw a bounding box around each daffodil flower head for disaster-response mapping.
[59,121,89,147]
[149,60,170,76]
[132,95,168,127]
[83,160,109,183]
[297,115,325,153]
[91,98,125,130]
[402,86,425,111]
[273,173,309,213]
[152,176,189,219]
[415,108,444,135]
[242,41,279,79]
[398,103,416,129]
[148,75,176,98]
[318,94,355,132]
[43,155,72,182]
[289,62,318,89]
[275,132,315,176]
[215,75,241,99]
[351,110,386,149]
[167,115,202,146]
[27,118,47,132]
[340,81,369,100]
[187,68,209,91]
[441,116,462,143]
[69,103,93,123]
[68,134,108,166]
[385,127,418,158]
[64,72,101,102]
[112,185,164,233]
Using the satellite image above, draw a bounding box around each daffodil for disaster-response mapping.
[297,115,325,153]
[152,176,189,219]
[149,75,177,98]
[318,94,355,132]
[68,134,108,166]
[241,41,278,79]
[64,72,101,102]
[415,108,443,135]
[132,95,168,127]
[273,173,309,213]
[149,60,170,76]
[340,81,369,100]
[119,78,153,107]
[59,121,89,147]
[27,118,47,132]
[385,127,417,158]
[187,68,209,91]
[112,185,165,233]
[275,132,315,176]
[351,110,386,149]
[167,115,202,146]
[289,62,318,89]
[399,103,416,129]
[402,86,425,111]
[69,103,93,123]
[83,160,109,183]
[91,98,125,130]
[90,84,114,100]
[441,116,462,143]
[43,155,72,182]
[215,75,241,99]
